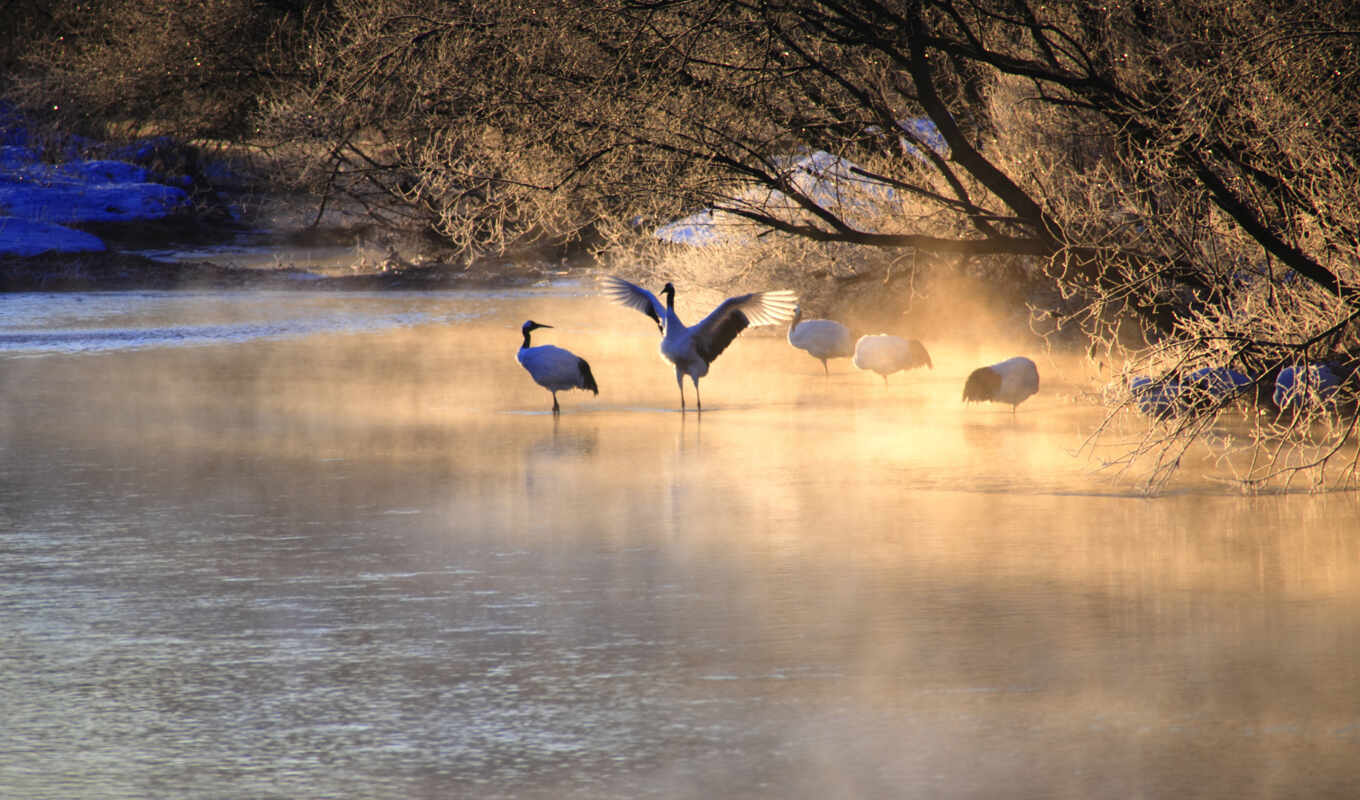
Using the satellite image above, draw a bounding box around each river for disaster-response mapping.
[2,286,1359,799]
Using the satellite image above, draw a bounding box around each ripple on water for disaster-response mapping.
[0,291,479,355]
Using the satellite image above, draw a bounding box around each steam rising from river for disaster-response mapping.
[7,288,1359,798]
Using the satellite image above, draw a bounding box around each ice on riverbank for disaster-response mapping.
[0,217,106,257]
[0,139,193,257]
[654,117,946,247]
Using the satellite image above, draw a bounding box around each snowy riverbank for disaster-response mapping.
[0,117,233,259]
[0,120,571,291]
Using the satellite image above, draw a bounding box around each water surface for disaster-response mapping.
[3,288,1359,799]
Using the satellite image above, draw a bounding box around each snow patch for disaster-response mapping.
[0,119,195,256]
[655,117,944,247]
[0,216,106,256]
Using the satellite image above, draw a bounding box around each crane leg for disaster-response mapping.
[822,360,830,377]
[552,393,560,414]
[676,371,686,411]
[693,376,702,411]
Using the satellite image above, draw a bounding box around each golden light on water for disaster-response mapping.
[7,289,1360,798]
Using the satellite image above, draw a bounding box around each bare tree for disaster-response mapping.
[18,0,1356,489]
[5,0,321,140]
[255,0,1360,489]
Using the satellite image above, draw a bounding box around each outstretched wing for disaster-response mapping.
[600,276,664,332]
[691,289,798,363]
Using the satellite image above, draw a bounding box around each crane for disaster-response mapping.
[851,334,933,384]
[515,320,599,414]
[787,306,855,375]
[601,276,797,410]
[962,356,1039,412]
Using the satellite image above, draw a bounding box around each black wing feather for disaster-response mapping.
[962,366,1001,402]
[696,310,749,363]
[601,276,664,333]
[577,357,599,395]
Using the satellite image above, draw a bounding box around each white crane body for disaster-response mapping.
[788,307,855,375]
[516,321,598,413]
[962,356,1039,411]
[852,334,933,383]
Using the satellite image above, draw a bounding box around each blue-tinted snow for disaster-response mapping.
[0,217,106,256]
[0,169,189,227]
[0,118,195,256]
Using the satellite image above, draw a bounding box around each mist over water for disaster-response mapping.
[3,288,1360,799]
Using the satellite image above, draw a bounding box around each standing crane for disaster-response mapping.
[515,320,599,414]
[962,356,1039,412]
[851,334,933,384]
[787,306,855,376]
[601,276,797,411]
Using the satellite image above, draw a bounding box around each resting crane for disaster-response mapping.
[852,334,933,384]
[962,356,1039,412]
[787,306,855,376]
